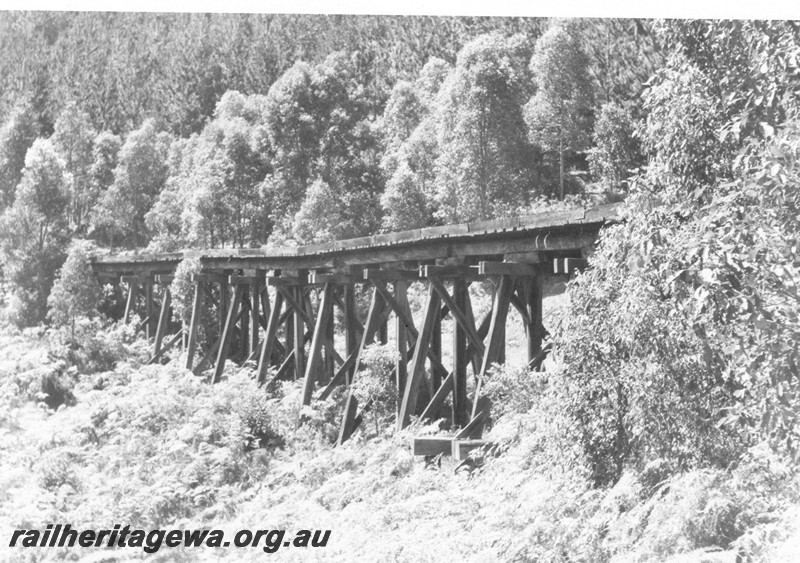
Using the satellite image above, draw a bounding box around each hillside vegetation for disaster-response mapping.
[0,312,798,562]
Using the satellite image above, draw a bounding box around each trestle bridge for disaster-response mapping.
[90,203,620,449]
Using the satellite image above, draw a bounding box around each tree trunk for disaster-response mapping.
[559,133,565,200]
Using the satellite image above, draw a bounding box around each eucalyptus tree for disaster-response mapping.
[0,139,70,325]
[0,105,38,211]
[262,52,383,244]
[379,58,450,230]
[91,119,172,249]
[525,20,594,200]
[588,102,642,193]
[89,131,122,198]
[51,104,96,229]
[191,91,272,248]
[434,34,537,222]
[146,91,272,250]
[47,240,102,339]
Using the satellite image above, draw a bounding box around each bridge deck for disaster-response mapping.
[90,203,620,276]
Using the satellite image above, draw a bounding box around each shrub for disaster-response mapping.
[48,318,140,374]
[553,208,745,486]
[37,449,81,492]
[39,369,76,409]
[481,364,546,420]
[351,344,398,436]
[237,393,284,450]
[47,240,102,341]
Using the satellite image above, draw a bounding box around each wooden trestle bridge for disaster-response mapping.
[90,203,620,446]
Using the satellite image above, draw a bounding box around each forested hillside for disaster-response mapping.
[0,13,660,326]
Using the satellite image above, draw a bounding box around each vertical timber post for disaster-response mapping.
[379,316,388,345]
[260,284,271,328]
[293,284,305,381]
[394,280,409,410]
[430,299,443,392]
[257,289,283,384]
[240,284,250,363]
[344,283,358,382]
[153,285,171,357]
[144,277,154,340]
[212,283,242,384]
[452,278,469,427]
[524,275,544,369]
[285,304,294,374]
[301,282,334,405]
[218,275,229,337]
[496,281,506,365]
[124,280,136,325]
[185,279,203,370]
[324,289,335,383]
[250,272,262,359]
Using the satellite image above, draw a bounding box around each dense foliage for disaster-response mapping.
[555,20,800,486]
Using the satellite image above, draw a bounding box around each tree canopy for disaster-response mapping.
[434,34,537,222]
[526,20,594,199]
[0,138,70,325]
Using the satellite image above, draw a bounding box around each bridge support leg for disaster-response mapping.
[153,285,171,357]
[212,284,242,384]
[452,278,469,427]
[257,289,283,384]
[344,284,358,383]
[494,283,506,366]
[430,304,443,394]
[218,277,228,338]
[185,280,202,371]
[240,291,250,363]
[249,275,262,359]
[302,282,334,405]
[350,286,386,385]
[394,280,409,411]
[293,287,306,381]
[285,306,294,377]
[523,275,544,369]
[398,285,441,430]
[337,285,391,444]
[379,316,388,345]
[260,284,270,328]
[124,282,137,324]
[337,394,360,445]
[473,275,513,418]
[144,278,154,340]
[324,293,335,384]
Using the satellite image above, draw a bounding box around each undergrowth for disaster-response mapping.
[0,327,798,562]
